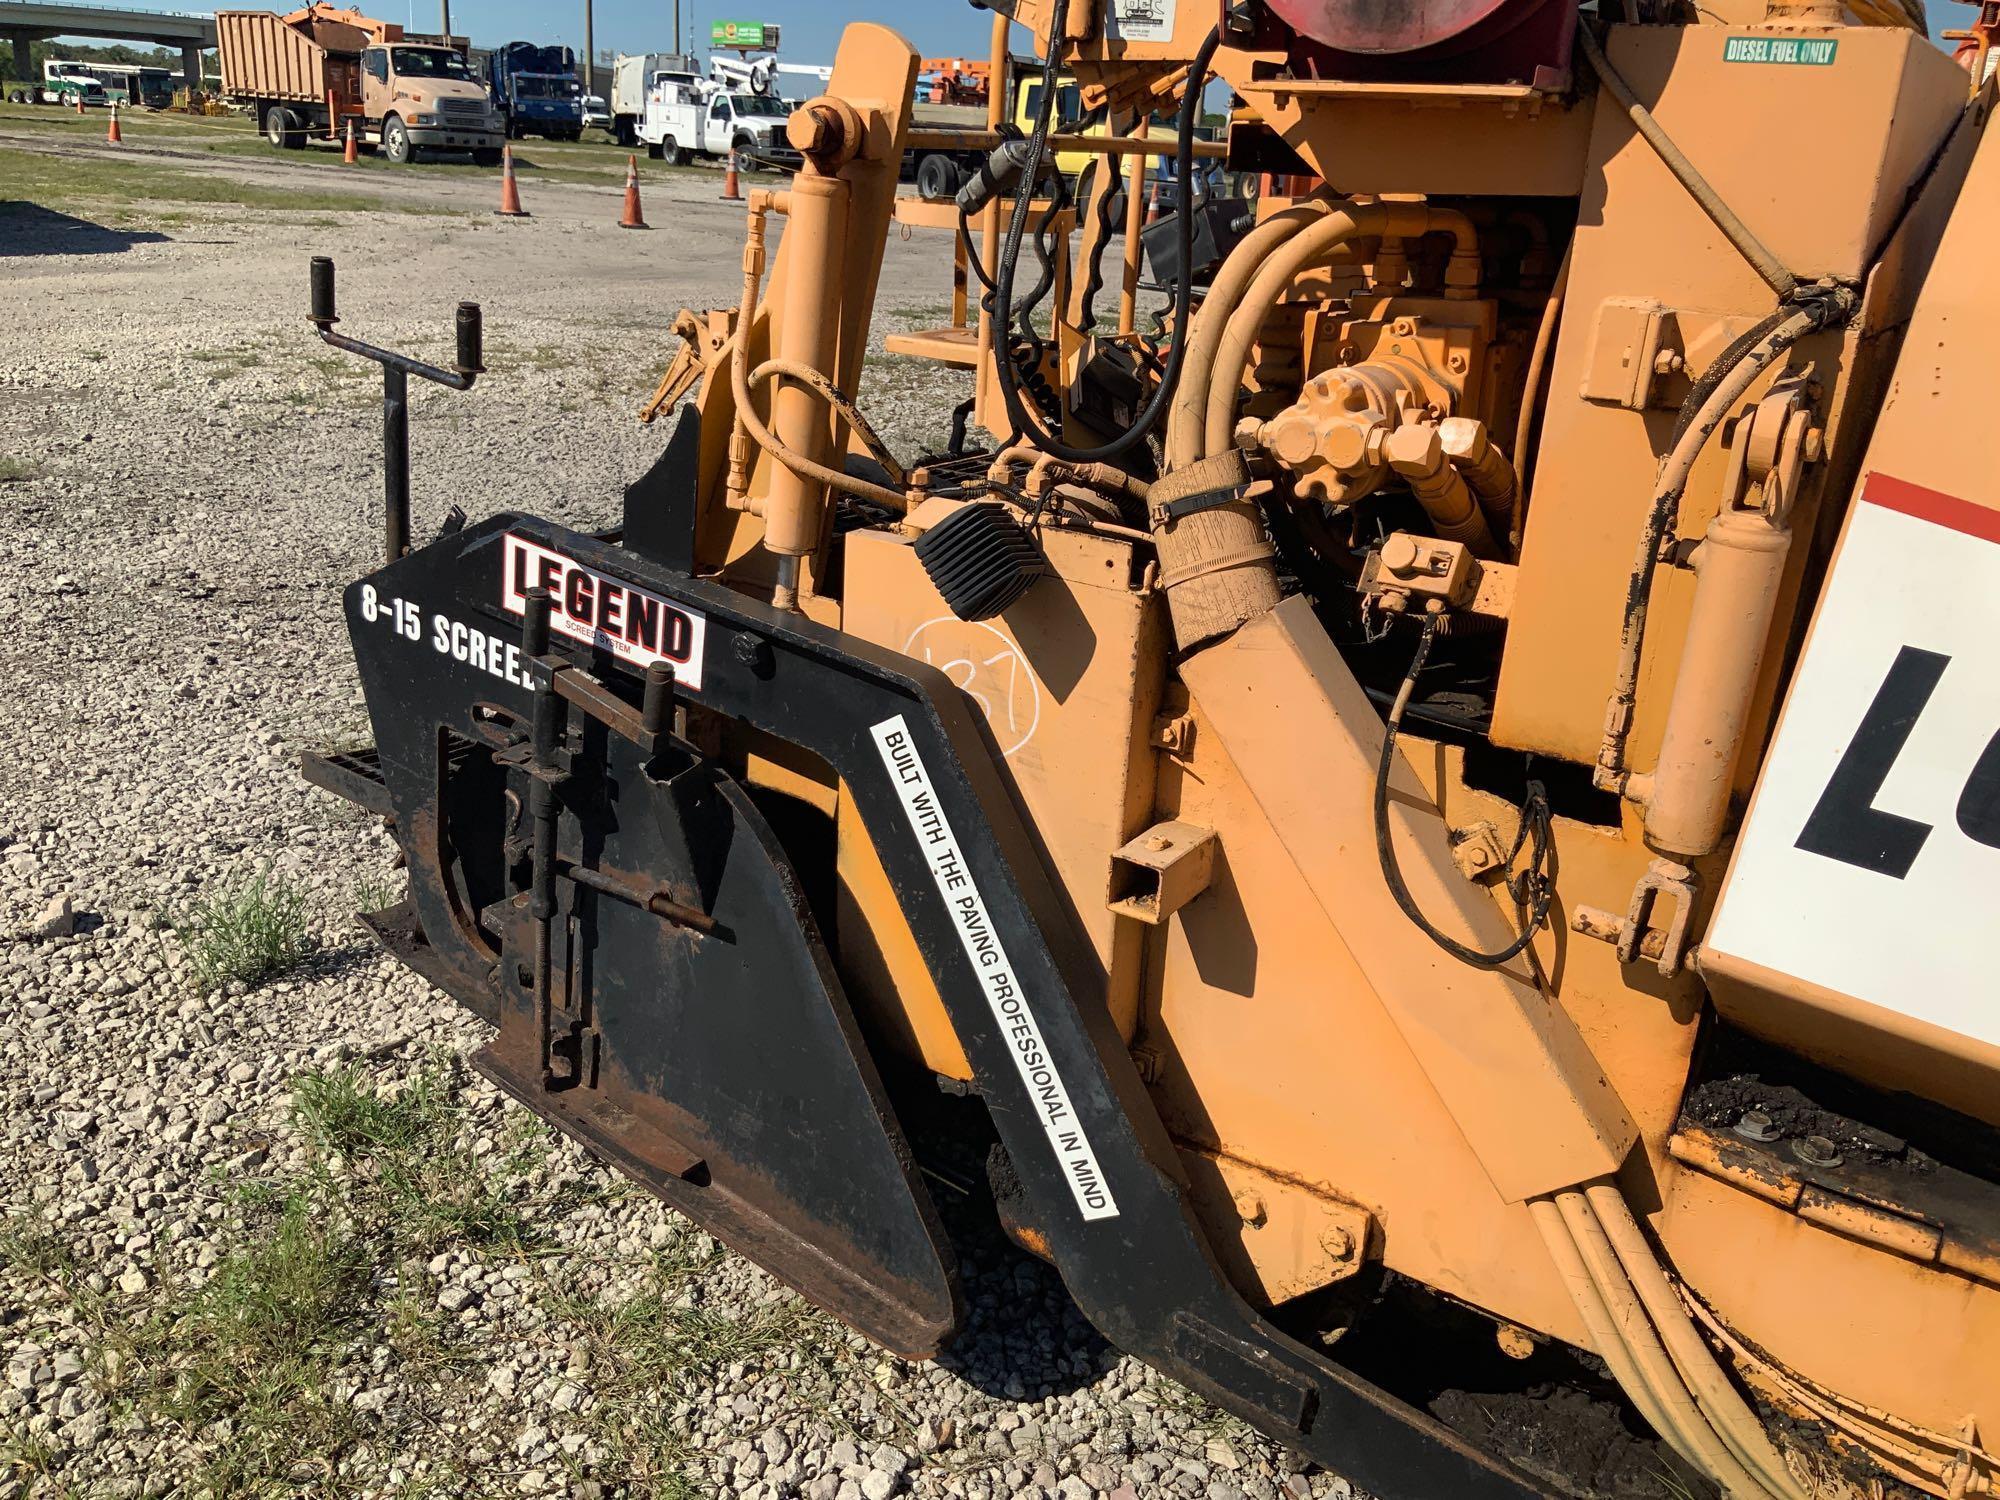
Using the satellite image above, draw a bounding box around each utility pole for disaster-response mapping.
[440,0,451,40]
[583,0,594,100]
[674,0,682,55]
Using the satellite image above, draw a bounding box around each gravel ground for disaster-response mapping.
[0,130,1364,1499]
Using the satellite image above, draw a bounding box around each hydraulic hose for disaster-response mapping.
[1586,1185,1810,1500]
[986,5,1221,464]
[1555,1191,1776,1498]
[1529,1200,1688,1467]
[1596,296,1849,791]
[750,358,908,488]
[1510,240,1571,551]
[728,197,911,517]
[1199,202,1481,461]
[1376,618,1554,970]
[1575,24,1798,302]
[1164,199,1335,469]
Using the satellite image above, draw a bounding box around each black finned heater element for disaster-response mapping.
[913,502,1048,622]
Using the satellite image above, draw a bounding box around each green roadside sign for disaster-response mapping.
[711,20,773,48]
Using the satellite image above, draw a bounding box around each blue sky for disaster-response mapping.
[63,3,1959,68]
[58,1,999,66]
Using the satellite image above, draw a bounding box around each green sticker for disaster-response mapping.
[1724,36,1838,65]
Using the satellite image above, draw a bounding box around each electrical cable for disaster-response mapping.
[986,6,1221,464]
[1375,616,1555,970]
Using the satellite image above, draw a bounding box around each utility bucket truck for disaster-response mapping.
[633,54,797,169]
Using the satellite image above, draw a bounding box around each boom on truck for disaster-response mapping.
[305,3,2000,1497]
[631,54,798,170]
[218,5,501,165]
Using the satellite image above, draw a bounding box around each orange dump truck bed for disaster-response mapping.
[216,10,367,105]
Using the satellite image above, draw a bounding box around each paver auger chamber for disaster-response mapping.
[305,1,2000,1494]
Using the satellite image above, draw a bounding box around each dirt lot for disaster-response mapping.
[0,108,1358,1500]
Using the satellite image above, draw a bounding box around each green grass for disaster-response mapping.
[291,1064,533,1259]
[97,1059,531,1494]
[176,869,313,993]
[111,1187,373,1496]
[551,1235,826,1493]
[0,456,41,483]
[0,142,446,217]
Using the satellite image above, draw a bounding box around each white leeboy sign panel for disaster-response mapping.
[1708,473,2000,1047]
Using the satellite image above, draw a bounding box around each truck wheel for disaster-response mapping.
[265,106,302,148]
[734,135,760,171]
[661,137,684,168]
[473,147,502,168]
[383,115,414,165]
[917,154,959,203]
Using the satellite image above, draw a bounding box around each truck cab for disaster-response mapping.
[484,43,584,142]
[705,90,797,168]
[40,61,106,107]
[359,43,503,164]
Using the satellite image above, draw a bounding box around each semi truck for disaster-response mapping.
[29,61,108,107]
[217,6,501,165]
[482,41,583,141]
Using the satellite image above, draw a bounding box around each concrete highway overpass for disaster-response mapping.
[1,3,217,90]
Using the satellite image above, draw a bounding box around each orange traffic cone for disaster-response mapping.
[1144,177,1163,226]
[75,92,85,115]
[495,143,529,218]
[106,103,122,144]
[618,154,649,229]
[343,118,357,165]
[719,149,742,203]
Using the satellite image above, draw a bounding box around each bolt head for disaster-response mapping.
[1233,1191,1267,1228]
[1733,1108,1780,1143]
[1794,1134,1843,1168]
[732,633,774,677]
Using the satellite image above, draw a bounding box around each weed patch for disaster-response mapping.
[177,869,313,992]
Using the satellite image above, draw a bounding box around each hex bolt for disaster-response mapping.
[1794,1135,1843,1168]
[733,633,774,677]
[1733,1108,1781,1143]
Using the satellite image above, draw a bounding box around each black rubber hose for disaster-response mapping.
[1666,306,1788,448]
[987,11,1221,464]
[1375,618,1555,971]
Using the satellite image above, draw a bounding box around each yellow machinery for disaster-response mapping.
[309,0,2000,1495]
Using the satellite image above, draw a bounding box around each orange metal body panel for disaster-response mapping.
[1660,1168,2000,1440]
[836,524,1166,1073]
[1492,25,1966,765]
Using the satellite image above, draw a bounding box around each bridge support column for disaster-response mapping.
[9,31,37,86]
[181,44,201,93]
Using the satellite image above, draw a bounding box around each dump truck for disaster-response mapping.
[217,5,501,164]
[483,41,583,141]
[304,2,2000,1496]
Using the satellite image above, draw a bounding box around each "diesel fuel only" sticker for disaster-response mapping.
[501,533,707,690]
